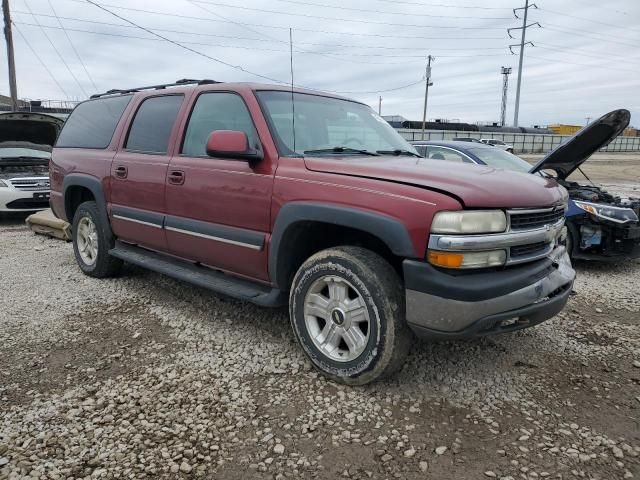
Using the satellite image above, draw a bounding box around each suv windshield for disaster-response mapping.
[257,91,417,156]
[467,147,531,173]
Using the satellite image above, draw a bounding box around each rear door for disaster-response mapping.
[109,94,185,252]
[165,91,275,282]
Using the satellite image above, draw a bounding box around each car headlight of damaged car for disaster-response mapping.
[573,200,639,224]
[431,210,507,234]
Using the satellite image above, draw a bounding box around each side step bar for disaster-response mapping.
[109,242,287,307]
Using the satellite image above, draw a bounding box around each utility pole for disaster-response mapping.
[378,96,382,115]
[500,67,512,127]
[585,116,592,125]
[508,1,540,127]
[421,55,434,140]
[2,0,18,110]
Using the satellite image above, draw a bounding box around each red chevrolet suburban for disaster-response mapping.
[50,79,575,385]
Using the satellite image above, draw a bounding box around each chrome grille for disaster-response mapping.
[9,178,50,191]
[509,207,565,231]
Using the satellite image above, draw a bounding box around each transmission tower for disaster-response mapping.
[508,0,541,127]
[499,67,512,126]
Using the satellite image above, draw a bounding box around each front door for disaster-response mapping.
[110,94,185,252]
[165,91,275,282]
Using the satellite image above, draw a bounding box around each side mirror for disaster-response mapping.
[206,130,263,161]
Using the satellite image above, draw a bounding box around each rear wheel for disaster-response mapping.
[72,201,122,277]
[290,246,413,385]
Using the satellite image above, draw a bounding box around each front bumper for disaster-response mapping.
[404,245,575,339]
[0,188,50,212]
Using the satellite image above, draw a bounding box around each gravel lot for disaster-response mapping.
[1,178,639,479]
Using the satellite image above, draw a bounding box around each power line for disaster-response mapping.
[47,0,98,92]
[184,0,415,66]
[525,54,640,75]
[78,0,431,96]
[363,0,510,10]
[253,0,512,20]
[331,78,425,95]
[542,25,638,49]
[534,44,640,66]
[60,1,506,40]
[83,0,287,84]
[191,0,509,29]
[23,0,88,97]
[16,10,507,45]
[14,22,510,61]
[12,23,70,98]
[12,22,416,66]
[540,7,640,33]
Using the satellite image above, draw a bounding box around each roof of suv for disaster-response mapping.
[88,79,356,103]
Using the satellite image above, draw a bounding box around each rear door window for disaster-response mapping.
[126,95,184,154]
[182,92,258,157]
[56,95,131,149]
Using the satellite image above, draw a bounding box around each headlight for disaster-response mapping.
[0,180,8,188]
[428,249,506,269]
[574,200,638,224]
[431,210,507,234]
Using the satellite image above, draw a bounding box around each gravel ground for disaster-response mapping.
[1,212,639,480]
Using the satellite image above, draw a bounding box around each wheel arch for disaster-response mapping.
[63,175,109,230]
[269,202,416,290]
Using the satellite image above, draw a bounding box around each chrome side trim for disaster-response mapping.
[165,226,263,250]
[112,214,162,229]
[428,218,565,251]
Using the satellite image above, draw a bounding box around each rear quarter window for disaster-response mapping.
[55,95,132,149]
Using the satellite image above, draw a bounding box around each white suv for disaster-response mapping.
[0,112,63,212]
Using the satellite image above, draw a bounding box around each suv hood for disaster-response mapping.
[0,112,64,147]
[530,109,630,180]
[304,156,567,208]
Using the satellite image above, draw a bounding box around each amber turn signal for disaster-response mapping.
[427,250,464,268]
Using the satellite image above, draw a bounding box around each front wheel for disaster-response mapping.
[289,247,413,385]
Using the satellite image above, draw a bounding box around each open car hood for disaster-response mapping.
[529,109,630,180]
[0,112,64,147]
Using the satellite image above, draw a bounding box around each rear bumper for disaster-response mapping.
[404,246,575,339]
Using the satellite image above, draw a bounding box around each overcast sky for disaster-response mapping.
[2,0,638,127]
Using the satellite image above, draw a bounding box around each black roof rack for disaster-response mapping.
[89,78,220,99]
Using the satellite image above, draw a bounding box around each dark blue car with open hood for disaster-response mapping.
[412,109,640,261]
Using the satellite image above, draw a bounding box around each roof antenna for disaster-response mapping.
[289,27,297,155]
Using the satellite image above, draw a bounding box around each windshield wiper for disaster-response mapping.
[376,149,422,158]
[304,147,380,156]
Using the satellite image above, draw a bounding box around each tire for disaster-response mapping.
[72,201,122,278]
[289,246,413,385]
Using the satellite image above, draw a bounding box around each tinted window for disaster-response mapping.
[126,95,183,154]
[56,95,131,149]
[182,92,258,157]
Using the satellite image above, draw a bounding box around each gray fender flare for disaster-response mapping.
[62,174,110,230]
[269,202,417,289]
